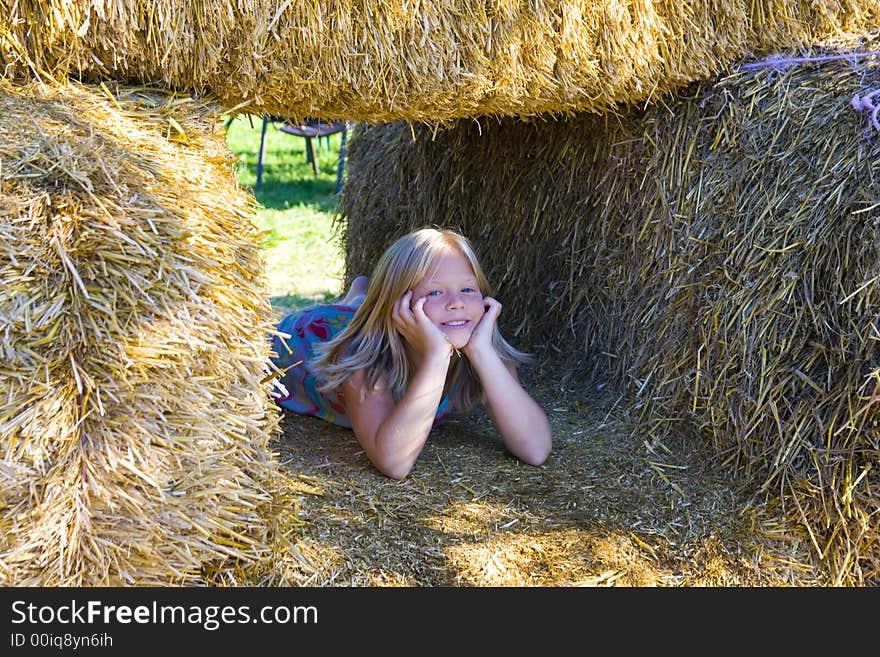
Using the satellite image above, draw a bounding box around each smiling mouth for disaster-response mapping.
[442,320,469,327]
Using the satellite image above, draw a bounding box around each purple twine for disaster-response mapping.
[738,51,880,71]
[852,89,880,132]
[738,50,880,133]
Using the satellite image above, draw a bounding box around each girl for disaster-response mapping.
[270,227,552,479]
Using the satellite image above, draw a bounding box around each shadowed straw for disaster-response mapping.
[0,78,291,585]
[338,31,880,585]
[1,1,879,123]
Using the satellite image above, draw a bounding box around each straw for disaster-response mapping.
[2,1,878,123]
[0,78,291,585]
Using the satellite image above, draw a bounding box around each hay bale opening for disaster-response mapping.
[0,79,287,585]
[338,31,880,585]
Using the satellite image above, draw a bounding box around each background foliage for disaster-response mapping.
[224,115,347,310]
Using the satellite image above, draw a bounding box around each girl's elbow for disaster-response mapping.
[514,429,552,466]
[521,441,551,466]
[380,464,412,480]
[371,454,415,480]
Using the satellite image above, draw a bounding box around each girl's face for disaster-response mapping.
[411,249,485,349]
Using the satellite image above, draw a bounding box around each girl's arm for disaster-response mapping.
[464,299,552,466]
[344,291,453,480]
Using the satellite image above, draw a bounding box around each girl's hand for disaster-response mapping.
[463,297,501,359]
[392,290,452,362]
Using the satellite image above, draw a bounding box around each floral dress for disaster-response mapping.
[270,303,453,428]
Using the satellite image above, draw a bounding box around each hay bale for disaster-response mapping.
[338,32,880,584]
[0,78,285,585]
[2,1,878,122]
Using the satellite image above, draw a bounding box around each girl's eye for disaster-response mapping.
[462,287,476,294]
[427,290,442,297]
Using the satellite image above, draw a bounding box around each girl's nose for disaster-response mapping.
[446,293,464,309]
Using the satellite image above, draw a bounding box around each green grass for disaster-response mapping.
[224,115,348,310]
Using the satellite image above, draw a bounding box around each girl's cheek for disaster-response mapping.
[421,297,441,321]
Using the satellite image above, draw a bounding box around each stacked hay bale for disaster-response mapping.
[0,79,285,585]
[1,1,877,122]
[3,1,878,588]
[338,32,880,584]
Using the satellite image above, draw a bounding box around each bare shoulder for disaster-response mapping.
[342,368,394,423]
[343,367,391,399]
[342,368,395,453]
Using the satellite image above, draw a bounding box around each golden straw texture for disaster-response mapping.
[1,1,878,123]
[338,32,880,585]
[0,78,284,585]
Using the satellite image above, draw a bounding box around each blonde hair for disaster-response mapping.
[312,227,531,411]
